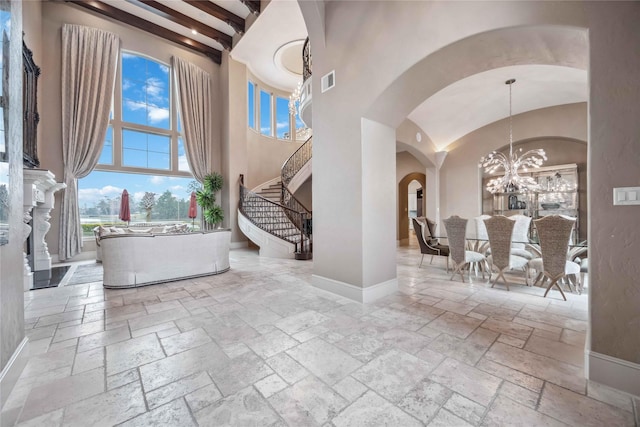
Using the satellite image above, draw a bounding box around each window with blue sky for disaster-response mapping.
[260,90,272,136]
[276,96,290,139]
[79,51,195,232]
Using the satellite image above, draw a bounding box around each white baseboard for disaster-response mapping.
[312,275,398,304]
[0,338,29,410]
[587,350,640,396]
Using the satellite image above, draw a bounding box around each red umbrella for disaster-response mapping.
[188,191,197,226]
[119,189,131,225]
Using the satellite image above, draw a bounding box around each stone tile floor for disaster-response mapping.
[2,246,639,426]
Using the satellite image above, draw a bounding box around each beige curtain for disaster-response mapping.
[173,56,212,182]
[59,24,119,260]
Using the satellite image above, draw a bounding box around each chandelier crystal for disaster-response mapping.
[479,79,547,194]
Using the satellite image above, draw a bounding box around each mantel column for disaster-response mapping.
[23,169,66,287]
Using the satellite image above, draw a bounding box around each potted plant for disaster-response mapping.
[194,172,224,230]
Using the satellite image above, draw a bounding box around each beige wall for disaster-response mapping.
[32,2,222,259]
[294,179,312,210]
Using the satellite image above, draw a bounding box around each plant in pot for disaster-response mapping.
[194,172,224,230]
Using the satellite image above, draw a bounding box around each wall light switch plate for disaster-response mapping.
[613,187,640,205]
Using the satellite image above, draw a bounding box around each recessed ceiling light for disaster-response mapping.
[191,29,198,35]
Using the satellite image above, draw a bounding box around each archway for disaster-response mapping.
[398,172,426,245]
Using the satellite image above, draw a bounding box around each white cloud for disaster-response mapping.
[276,121,289,130]
[169,185,185,192]
[134,191,146,202]
[178,154,190,172]
[78,185,123,206]
[122,52,137,59]
[148,106,169,124]
[149,176,165,185]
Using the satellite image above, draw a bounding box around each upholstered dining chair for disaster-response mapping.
[484,215,529,291]
[412,217,450,271]
[443,215,486,283]
[510,214,534,259]
[528,215,580,301]
[473,215,492,255]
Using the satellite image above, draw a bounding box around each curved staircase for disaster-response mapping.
[238,137,313,259]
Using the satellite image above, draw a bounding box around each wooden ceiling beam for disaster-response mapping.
[65,0,222,64]
[182,0,245,34]
[129,0,233,50]
[240,0,260,16]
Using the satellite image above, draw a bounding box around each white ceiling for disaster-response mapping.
[409,65,588,150]
[230,0,308,92]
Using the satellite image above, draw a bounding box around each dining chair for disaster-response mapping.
[510,214,534,259]
[443,215,486,283]
[529,215,581,300]
[473,214,492,255]
[484,215,529,291]
[412,217,450,271]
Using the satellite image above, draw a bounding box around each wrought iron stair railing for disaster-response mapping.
[282,136,312,188]
[239,175,311,254]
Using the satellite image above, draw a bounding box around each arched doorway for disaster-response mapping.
[398,172,426,245]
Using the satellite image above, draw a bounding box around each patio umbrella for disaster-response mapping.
[119,189,131,225]
[188,191,197,227]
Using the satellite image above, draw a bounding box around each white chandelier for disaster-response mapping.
[479,79,547,194]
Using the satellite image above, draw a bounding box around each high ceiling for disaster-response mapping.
[70,1,588,149]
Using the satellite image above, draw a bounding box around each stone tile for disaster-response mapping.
[144,299,184,314]
[476,358,543,393]
[428,358,501,406]
[185,383,223,413]
[106,334,165,375]
[419,288,469,303]
[160,327,212,356]
[497,334,526,348]
[201,313,261,345]
[62,381,146,426]
[533,327,563,341]
[524,334,584,367]
[428,408,473,426]
[481,317,533,341]
[130,321,176,338]
[209,350,274,396]
[334,327,386,362]
[484,342,584,393]
[333,376,368,402]
[235,303,282,327]
[107,368,140,390]
[51,320,104,343]
[382,328,435,355]
[587,380,634,413]
[482,395,565,427]
[34,310,84,328]
[146,371,212,409]
[13,408,64,427]
[25,325,57,342]
[434,299,477,315]
[269,375,348,425]
[266,353,309,384]
[397,379,451,422]
[352,349,436,403]
[48,338,78,352]
[72,347,104,375]
[194,386,281,426]
[470,303,519,321]
[77,326,131,353]
[120,398,196,427]
[255,374,288,398]
[18,368,105,423]
[499,381,539,409]
[427,327,497,365]
[443,393,486,425]
[245,329,300,359]
[517,307,587,332]
[513,317,563,334]
[139,342,228,391]
[368,307,428,330]
[157,326,181,338]
[128,307,191,331]
[20,347,75,379]
[221,342,252,359]
[539,382,635,426]
[287,338,362,386]
[275,310,330,335]
[560,328,586,347]
[332,391,422,427]
[158,290,191,302]
[426,312,482,339]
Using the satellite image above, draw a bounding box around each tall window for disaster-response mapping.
[260,90,272,136]
[275,96,290,139]
[79,52,195,234]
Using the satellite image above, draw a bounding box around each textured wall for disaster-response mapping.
[588,3,640,365]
